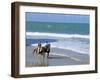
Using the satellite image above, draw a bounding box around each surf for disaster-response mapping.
[26,32,89,39]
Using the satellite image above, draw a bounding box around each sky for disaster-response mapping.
[26,12,89,23]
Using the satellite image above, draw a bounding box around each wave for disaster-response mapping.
[26,32,89,39]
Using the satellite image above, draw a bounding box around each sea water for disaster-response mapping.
[26,21,89,55]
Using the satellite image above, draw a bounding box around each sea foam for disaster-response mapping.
[26,32,89,39]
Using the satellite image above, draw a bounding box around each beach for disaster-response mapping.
[26,46,89,67]
[25,13,90,67]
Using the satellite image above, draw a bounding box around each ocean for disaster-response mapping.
[26,21,89,54]
[26,22,89,35]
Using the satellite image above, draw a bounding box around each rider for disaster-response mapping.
[45,41,51,58]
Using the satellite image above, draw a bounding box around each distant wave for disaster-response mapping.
[26,32,89,39]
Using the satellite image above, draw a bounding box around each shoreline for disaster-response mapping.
[26,46,89,67]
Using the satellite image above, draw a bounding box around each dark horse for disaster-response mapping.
[45,44,51,58]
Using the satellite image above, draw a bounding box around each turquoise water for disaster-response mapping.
[26,22,89,35]
[26,21,90,54]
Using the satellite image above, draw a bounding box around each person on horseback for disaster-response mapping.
[45,41,51,58]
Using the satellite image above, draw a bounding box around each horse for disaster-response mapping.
[44,44,51,58]
[38,44,51,58]
[33,44,51,66]
[33,44,51,58]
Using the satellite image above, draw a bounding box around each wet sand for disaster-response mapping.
[26,46,89,67]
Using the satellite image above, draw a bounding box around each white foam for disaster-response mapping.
[26,32,89,39]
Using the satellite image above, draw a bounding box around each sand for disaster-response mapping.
[26,46,89,67]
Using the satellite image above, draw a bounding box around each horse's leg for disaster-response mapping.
[42,53,48,66]
[47,52,49,58]
[47,50,50,58]
[42,53,45,66]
